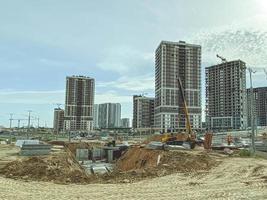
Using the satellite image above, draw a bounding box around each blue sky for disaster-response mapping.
[0,0,267,127]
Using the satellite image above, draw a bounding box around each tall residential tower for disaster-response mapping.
[53,108,64,133]
[96,103,121,128]
[206,60,247,130]
[132,95,155,129]
[64,76,95,131]
[155,41,202,132]
[247,87,267,127]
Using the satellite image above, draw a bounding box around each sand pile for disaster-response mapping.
[158,151,218,173]
[116,147,219,173]
[116,147,160,171]
[1,155,89,184]
[88,147,220,184]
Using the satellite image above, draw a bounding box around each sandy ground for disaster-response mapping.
[0,145,20,170]
[0,156,267,200]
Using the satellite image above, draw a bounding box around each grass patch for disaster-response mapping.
[239,149,252,157]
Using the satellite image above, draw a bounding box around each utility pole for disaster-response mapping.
[9,113,13,142]
[248,68,256,154]
[27,110,32,139]
[37,117,40,128]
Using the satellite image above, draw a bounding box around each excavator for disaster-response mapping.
[161,77,196,149]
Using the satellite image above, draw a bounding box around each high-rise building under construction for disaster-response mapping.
[132,95,155,129]
[154,41,202,132]
[206,60,247,130]
[64,75,95,131]
[247,87,267,127]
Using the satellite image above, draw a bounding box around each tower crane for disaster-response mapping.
[216,54,227,63]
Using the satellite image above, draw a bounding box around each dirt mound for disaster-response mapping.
[48,141,66,146]
[1,155,89,184]
[158,151,218,173]
[116,147,160,171]
[87,147,220,184]
[116,147,219,174]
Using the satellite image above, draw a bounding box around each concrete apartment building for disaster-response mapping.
[93,104,99,129]
[132,95,155,129]
[53,108,64,133]
[247,87,267,127]
[64,76,95,131]
[121,118,130,128]
[205,60,247,130]
[96,103,121,129]
[154,41,202,132]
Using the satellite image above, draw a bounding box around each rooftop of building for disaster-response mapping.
[206,59,246,69]
[133,95,155,100]
[246,86,267,91]
[156,40,201,50]
[54,108,64,111]
[66,75,94,80]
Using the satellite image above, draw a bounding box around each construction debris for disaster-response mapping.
[20,144,52,156]
[1,153,89,184]
[15,140,39,148]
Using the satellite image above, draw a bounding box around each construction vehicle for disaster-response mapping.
[161,77,196,149]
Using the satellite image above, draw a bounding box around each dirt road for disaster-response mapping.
[1,157,267,200]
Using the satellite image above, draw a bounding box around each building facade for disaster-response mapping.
[133,95,155,129]
[154,41,202,132]
[247,87,267,127]
[93,104,99,129]
[206,60,247,130]
[96,103,121,128]
[64,76,95,131]
[53,108,64,133]
[121,118,130,128]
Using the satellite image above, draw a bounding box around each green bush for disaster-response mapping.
[239,149,251,157]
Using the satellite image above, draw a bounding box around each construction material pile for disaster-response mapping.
[117,147,218,173]
[65,142,103,155]
[143,134,163,144]
[89,147,220,183]
[1,154,89,184]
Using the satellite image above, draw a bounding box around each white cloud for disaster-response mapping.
[95,92,132,104]
[0,90,64,104]
[189,14,267,69]
[97,74,154,92]
[96,46,154,75]
[0,89,134,106]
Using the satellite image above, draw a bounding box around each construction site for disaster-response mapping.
[0,130,267,200]
[1,64,267,199]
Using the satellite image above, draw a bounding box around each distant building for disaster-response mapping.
[206,60,247,130]
[154,41,202,132]
[121,118,130,128]
[133,95,154,129]
[96,103,121,128]
[53,108,64,133]
[64,75,95,131]
[247,87,267,127]
[93,104,99,129]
